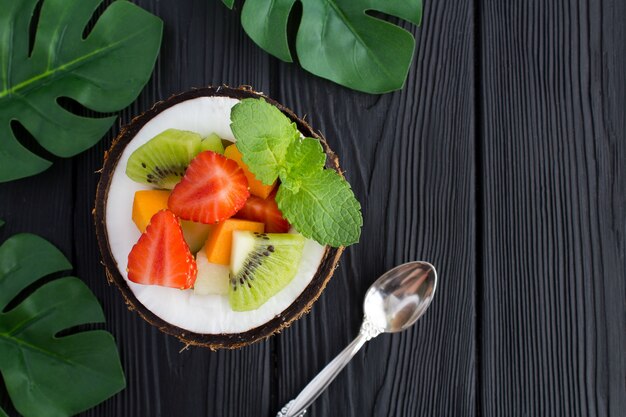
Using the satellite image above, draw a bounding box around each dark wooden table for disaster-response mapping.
[1,0,625,416]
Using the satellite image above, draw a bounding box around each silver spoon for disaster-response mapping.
[277,261,438,417]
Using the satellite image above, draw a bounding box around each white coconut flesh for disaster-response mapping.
[105,96,326,334]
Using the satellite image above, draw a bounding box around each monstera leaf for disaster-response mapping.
[0,0,163,182]
[0,233,125,417]
[223,0,422,94]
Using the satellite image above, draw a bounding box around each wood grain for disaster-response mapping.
[272,0,477,415]
[1,1,269,416]
[74,1,273,416]
[2,0,625,416]
[479,0,626,415]
[0,161,75,417]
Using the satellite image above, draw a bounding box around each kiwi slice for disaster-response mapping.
[126,128,224,189]
[229,231,306,311]
[200,133,224,153]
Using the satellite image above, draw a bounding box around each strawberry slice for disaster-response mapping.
[168,151,250,224]
[235,190,290,233]
[127,209,197,289]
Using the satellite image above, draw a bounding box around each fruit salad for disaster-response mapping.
[124,127,310,312]
[120,97,361,311]
[98,89,362,341]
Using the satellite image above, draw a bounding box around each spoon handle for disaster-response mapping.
[277,318,384,417]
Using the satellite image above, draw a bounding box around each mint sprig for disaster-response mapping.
[230,98,362,247]
[276,170,362,246]
[281,138,326,192]
[230,98,299,185]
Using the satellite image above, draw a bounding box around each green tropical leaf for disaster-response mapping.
[224,0,421,93]
[0,0,163,182]
[0,233,125,417]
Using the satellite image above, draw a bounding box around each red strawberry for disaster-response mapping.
[168,151,250,224]
[127,209,197,289]
[235,190,290,233]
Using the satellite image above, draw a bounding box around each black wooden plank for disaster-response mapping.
[0,161,74,255]
[273,0,477,415]
[70,1,272,416]
[0,161,75,416]
[480,0,626,415]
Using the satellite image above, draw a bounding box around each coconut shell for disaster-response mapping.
[94,86,344,349]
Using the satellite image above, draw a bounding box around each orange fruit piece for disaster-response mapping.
[205,219,264,265]
[224,144,276,199]
[132,190,170,232]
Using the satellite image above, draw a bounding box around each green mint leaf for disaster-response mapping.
[230,98,299,185]
[280,138,326,192]
[276,170,362,247]
[284,137,326,177]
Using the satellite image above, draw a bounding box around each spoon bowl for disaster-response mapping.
[363,261,437,333]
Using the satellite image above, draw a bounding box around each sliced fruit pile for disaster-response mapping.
[125,128,302,311]
[230,231,305,311]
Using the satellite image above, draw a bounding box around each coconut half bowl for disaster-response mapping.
[94,86,344,350]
